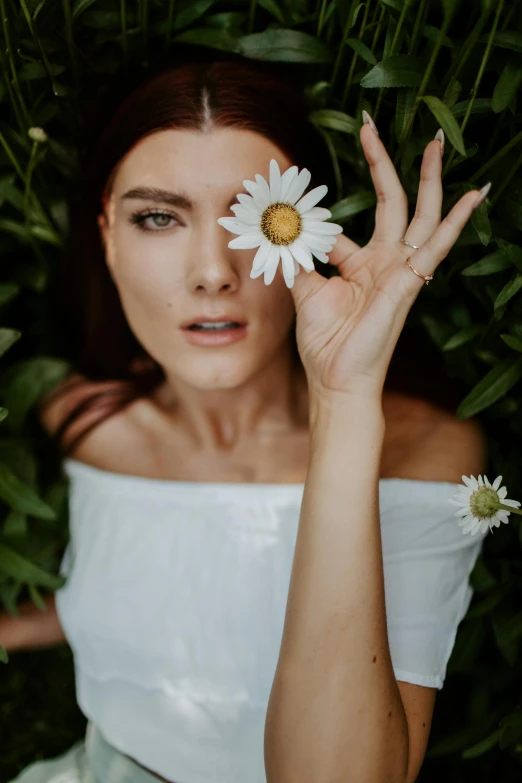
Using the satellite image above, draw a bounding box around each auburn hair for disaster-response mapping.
[41,48,466,457]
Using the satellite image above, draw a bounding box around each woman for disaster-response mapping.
[2,54,490,783]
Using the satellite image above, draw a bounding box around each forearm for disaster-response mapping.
[0,593,67,652]
[265,394,409,783]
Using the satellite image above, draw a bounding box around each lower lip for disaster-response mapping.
[181,324,248,346]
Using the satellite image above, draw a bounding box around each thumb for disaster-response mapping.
[288,262,329,311]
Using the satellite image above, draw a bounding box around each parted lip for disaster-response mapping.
[180,315,248,328]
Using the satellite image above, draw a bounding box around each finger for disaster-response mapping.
[401,135,443,249]
[324,231,360,273]
[399,186,490,286]
[359,120,409,242]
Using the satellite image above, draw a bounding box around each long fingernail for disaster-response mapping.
[473,182,492,210]
[362,110,378,136]
[434,128,445,157]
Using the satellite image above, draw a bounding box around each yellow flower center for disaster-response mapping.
[470,487,500,520]
[261,203,302,246]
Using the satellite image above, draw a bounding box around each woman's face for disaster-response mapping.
[98,127,298,391]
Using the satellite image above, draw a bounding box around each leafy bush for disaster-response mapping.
[1,0,522,777]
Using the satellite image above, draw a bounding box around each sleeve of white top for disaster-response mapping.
[380,483,488,690]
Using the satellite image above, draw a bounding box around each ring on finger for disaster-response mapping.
[401,238,421,250]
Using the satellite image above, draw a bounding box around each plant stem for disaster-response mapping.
[248,0,257,34]
[442,0,504,178]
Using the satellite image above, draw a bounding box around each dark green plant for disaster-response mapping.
[1,0,522,778]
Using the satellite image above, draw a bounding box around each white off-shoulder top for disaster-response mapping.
[55,457,487,783]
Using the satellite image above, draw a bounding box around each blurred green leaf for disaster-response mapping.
[456,356,522,418]
[239,30,333,62]
[0,542,64,588]
[360,55,425,88]
[0,462,56,520]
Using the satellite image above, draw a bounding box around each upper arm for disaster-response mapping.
[389,410,488,783]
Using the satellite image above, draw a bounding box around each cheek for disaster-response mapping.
[110,228,184,307]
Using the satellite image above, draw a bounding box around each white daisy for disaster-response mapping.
[216,158,343,289]
[448,474,522,536]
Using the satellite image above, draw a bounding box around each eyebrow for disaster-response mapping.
[120,186,239,210]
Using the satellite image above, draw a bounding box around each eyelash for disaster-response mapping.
[129,209,181,233]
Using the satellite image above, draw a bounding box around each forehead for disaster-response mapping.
[112,126,293,199]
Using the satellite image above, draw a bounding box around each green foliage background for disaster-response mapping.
[1,0,522,779]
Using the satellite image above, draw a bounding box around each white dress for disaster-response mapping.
[9,458,488,783]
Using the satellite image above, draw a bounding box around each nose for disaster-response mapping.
[188,217,245,295]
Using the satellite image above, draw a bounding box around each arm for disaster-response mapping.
[264,394,410,783]
[0,593,67,652]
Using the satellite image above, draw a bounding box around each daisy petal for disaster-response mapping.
[230,205,261,225]
[462,475,478,489]
[301,220,344,235]
[301,206,332,220]
[498,487,507,499]
[299,231,336,251]
[502,498,521,507]
[295,185,329,214]
[237,193,257,208]
[243,180,271,211]
[492,475,503,490]
[263,245,281,286]
[286,169,311,205]
[255,174,271,206]
[217,218,255,235]
[252,239,272,271]
[228,232,264,250]
[279,166,299,202]
[269,159,282,202]
[280,246,295,288]
[310,249,331,263]
[288,240,315,272]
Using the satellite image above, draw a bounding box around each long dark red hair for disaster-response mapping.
[41,50,466,457]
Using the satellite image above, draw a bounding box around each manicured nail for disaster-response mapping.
[362,109,378,136]
[434,128,445,157]
[473,182,492,210]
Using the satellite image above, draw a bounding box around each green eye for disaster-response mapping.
[129,209,180,232]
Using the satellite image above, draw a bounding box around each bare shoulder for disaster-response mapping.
[37,372,150,465]
[381,391,488,483]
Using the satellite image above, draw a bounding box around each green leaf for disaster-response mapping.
[470,196,491,246]
[422,95,466,157]
[72,0,99,20]
[0,283,20,307]
[360,55,425,88]
[0,329,21,358]
[492,55,522,113]
[345,37,377,65]
[172,28,240,52]
[0,463,56,520]
[173,0,216,31]
[461,728,501,759]
[238,30,333,63]
[500,333,522,353]
[456,356,522,418]
[0,543,64,589]
[0,644,7,664]
[329,191,376,222]
[494,274,522,311]
[308,109,357,134]
[461,252,511,276]
[477,30,522,52]
[499,712,522,749]
[29,583,47,611]
[0,357,71,431]
[442,325,482,351]
[257,0,284,23]
[3,510,28,538]
[469,554,497,592]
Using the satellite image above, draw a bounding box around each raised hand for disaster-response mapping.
[288,117,491,402]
